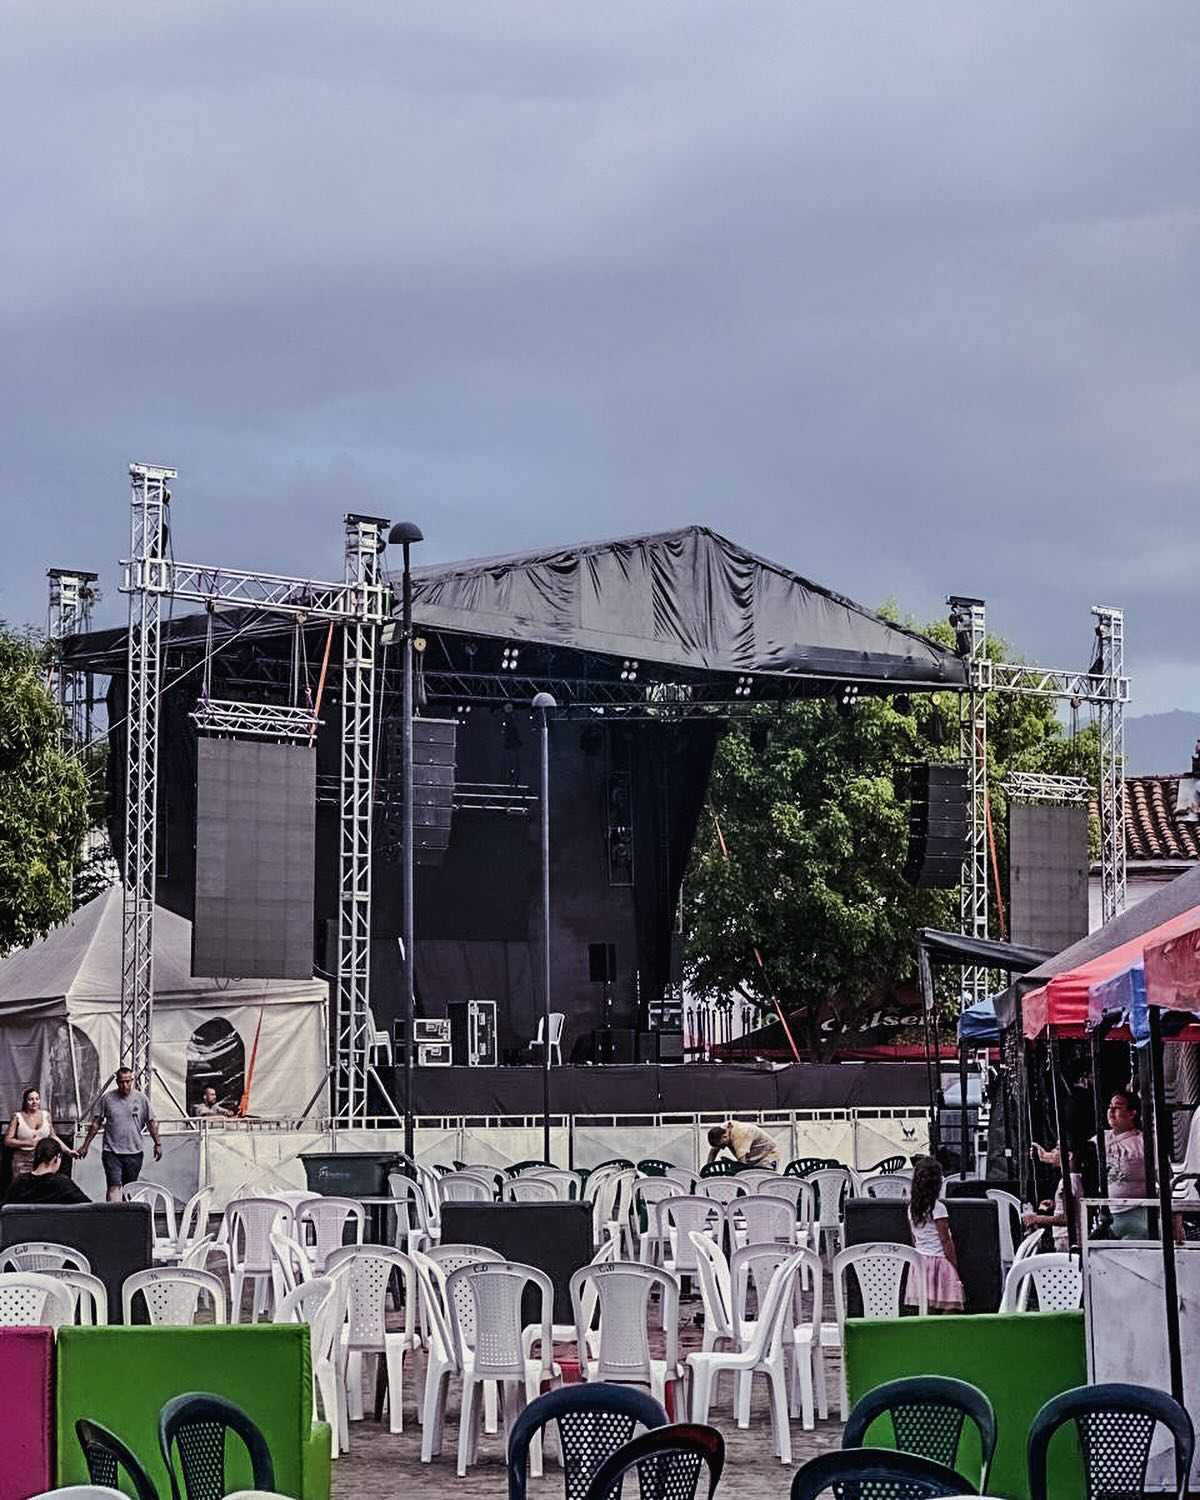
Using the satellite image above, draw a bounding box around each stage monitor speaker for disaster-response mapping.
[902,762,968,889]
[596,1026,637,1064]
[440,1203,592,1323]
[193,738,316,978]
[1009,802,1089,953]
[844,1197,1001,1312]
[2,1203,152,1324]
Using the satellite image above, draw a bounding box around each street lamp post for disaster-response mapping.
[532,691,556,1162]
[389,521,423,1161]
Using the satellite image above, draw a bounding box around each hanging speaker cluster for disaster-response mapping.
[902,762,968,888]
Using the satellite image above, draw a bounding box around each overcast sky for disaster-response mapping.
[2,4,1196,717]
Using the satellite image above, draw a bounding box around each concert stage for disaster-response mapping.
[395,1060,932,1116]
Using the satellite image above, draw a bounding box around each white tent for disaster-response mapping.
[0,888,329,1122]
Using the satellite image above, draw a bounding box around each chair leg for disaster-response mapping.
[457,1378,477,1477]
[484,1380,499,1434]
[231,1269,246,1324]
[814,1346,829,1421]
[384,1340,406,1434]
[421,1362,448,1462]
[316,1361,340,1457]
[690,1362,712,1424]
[769,1355,791,1465]
[346,1351,365,1422]
[735,1369,752,1428]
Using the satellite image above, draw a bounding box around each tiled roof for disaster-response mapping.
[1124,775,1200,861]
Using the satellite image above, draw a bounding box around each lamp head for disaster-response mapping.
[532,692,557,711]
[388,521,424,546]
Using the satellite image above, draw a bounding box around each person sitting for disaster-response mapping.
[192,1086,233,1118]
[706,1120,780,1169]
[1025,1146,1084,1250]
[4,1137,89,1204]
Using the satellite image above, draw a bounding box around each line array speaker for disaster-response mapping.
[902,762,968,889]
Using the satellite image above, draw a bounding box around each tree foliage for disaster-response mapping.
[0,628,91,951]
[683,617,1101,1053]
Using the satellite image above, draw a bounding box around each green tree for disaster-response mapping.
[0,627,91,951]
[683,617,1100,1054]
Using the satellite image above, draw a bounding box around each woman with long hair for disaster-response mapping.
[906,1156,965,1312]
[3,1087,77,1178]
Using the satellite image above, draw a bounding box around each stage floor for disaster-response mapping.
[394,1060,931,1116]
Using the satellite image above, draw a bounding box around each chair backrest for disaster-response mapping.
[659,1198,719,1272]
[179,1237,216,1273]
[269,1230,314,1297]
[448,1260,553,1380]
[506,1381,667,1500]
[810,1167,854,1227]
[503,1176,558,1204]
[699,1159,739,1178]
[547,1013,565,1045]
[731,1244,821,1348]
[325,1244,415,1351]
[295,1196,365,1269]
[785,1157,839,1178]
[123,1269,227,1326]
[0,1241,90,1274]
[698,1178,744,1205]
[733,1252,807,1363]
[76,1418,160,1500]
[177,1189,212,1251]
[158,1393,275,1500]
[736,1168,782,1191]
[439,1171,495,1203]
[662,1166,698,1193]
[866,1155,908,1175]
[689,1233,735,1344]
[834,1242,927,1323]
[524,1168,581,1200]
[225,1199,292,1272]
[637,1159,673,1177]
[986,1188,1022,1262]
[51,1271,110,1326]
[867,1175,913,1200]
[1028,1381,1196,1500]
[1000,1253,1083,1313]
[583,1423,725,1500]
[126,1182,178,1243]
[571,1262,678,1386]
[274,1276,339,1365]
[423,1244,505,1348]
[0,1271,75,1327]
[724,1194,796,1245]
[746,1175,813,1221]
[635,1179,684,1215]
[789,1448,971,1499]
[843,1375,997,1491]
[1014,1226,1045,1263]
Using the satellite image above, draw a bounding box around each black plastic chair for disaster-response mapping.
[158,1393,275,1500]
[584,1423,725,1500]
[505,1159,552,1178]
[508,1382,667,1500]
[591,1157,636,1172]
[790,1448,974,1499]
[638,1158,674,1177]
[867,1154,907,1175]
[77,1417,160,1500]
[700,1159,740,1177]
[785,1157,839,1178]
[1028,1381,1195,1500]
[843,1376,997,1492]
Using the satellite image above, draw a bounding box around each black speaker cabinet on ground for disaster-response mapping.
[902,762,969,889]
[843,1197,1002,1312]
[1,1203,152,1324]
[440,1202,592,1322]
[595,1027,637,1065]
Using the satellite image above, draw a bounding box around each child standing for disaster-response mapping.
[907,1156,965,1312]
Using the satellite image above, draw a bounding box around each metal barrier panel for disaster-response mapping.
[853,1111,928,1169]
[203,1128,327,1210]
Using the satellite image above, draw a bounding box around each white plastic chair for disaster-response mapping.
[27,1488,127,1499]
[1013,1226,1045,1263]
[327,1245,419,1435]
[736,1168,784,1192]
[0,1272,75,1328]
[369,1020,394,1068]
[690,1232,737,1357]
[122,1267,227,1325]
[412,1251,462,1464]
[46,1270,109,1326]
[160,1187,213,1264]
[529,1013,564,1066]
[439,1172,495,1205]
[809,1167,855,1253]
[388,1172,438,1256]
[447,1260,559,1478]
[688,1250,807,1464]
[987,1188,1023,1266]
[828,1242,927,1416]
[180,1235,217,1272]
[635,1179,684,1265]
[225,1197,293,1321]
[725,1195,797,1249]
[866,1175,912,1200]
[697,1177,744,1206]
[571,1261,684,1415]
[731,1243,827,1430]
[523,1168,582,1200]
[125,1181,178,1258]
[295,1196,366,1272]
[426,1244,508,1435]
[275,1275,343,1456]
[1000,1253,1083,1313]
[271,1230,316,1302]
[0,1242,90,1274]
[658,1196,719,1279]
[502,1177,558,1204]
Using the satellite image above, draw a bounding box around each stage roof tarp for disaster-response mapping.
[995,864,1200,1033]
[404,526,965,686]
[917,928,1052,972]
[64,526,965,692]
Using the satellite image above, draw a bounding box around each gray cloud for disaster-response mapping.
[1,3,1197,718]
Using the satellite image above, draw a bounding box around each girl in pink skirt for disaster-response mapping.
[906,1156,965,1312]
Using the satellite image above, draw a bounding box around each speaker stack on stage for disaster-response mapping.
[449,1000,498,1067]
[412,718,457,865]
[394,1017,453,1067]
[902,762,969,888]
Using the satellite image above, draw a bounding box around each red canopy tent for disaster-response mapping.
[1022,906,1200,1039]
[1145,920,1200,1014]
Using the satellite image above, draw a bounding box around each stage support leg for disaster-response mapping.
[1147,1007,1185,1417]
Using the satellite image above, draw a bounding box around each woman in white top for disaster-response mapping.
[906,1156,965,1312]
[3,1088,77,1178]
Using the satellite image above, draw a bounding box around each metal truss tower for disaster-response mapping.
[118,466,390,1115]
[47,568,99,747]
[1093,607,1127,923]
[121,464,175,1086]
[948,597,989,1002]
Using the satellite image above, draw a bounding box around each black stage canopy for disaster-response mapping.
[916,928,1052,973]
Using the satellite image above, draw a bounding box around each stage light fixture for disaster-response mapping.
[619,658,640,682]
[501,644,520,671]
[734,675,753,698]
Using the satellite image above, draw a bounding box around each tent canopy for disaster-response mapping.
[1089,963,1149,1046]
[406,527,966,685]
[1146,923,1200,1014]
[958,996,1001,1044]
[0,888,328,1120]
[918,928,1051,973]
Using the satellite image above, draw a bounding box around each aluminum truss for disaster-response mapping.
[948,597,989,1002]
[1004,771,1092,805]
[119,471,390,1116]
[121,464,174,1087]
[1093,606,1127,923]
[46,568,99,747]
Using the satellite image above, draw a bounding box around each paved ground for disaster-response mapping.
[331,1312,846,1499]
